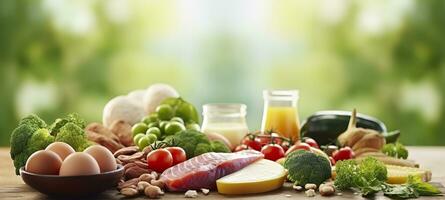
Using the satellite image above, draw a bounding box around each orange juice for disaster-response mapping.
[261,107,300,142]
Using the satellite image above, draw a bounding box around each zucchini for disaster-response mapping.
[300,110,387,146]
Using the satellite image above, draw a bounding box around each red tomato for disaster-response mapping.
[234,144,251,152]
[147,149,173,172]
[280,140,291,152]
[242,139,262,151]
[285,142,311,156]
[329,156,336,166]
[255,136,271,146]
[332,147,355,161]
[165,147,186,165]
[261,144,285,161]
[303,138,319,149]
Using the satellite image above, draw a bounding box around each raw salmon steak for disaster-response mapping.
[160,150,264,191]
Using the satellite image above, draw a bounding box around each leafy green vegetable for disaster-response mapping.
[164,130,230,158]
[55,122,90,151]
[383,175,442,199]
[334,157,387,196]
[382,142,408,159]
[284,150,332,186]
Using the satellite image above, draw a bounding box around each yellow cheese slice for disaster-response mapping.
[386,165,431,184]
[216,159,287,195]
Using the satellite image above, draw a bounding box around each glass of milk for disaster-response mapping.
[201,103,249,149]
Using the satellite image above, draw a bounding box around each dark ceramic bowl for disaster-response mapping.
[20,164,124,196]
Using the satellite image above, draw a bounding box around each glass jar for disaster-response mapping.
[260,90,301,142]
[201,103,249,149]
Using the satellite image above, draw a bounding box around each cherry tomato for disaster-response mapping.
[261,144,285,161]
[280,140,291,152]
[234,144,251,152]
[329,156,336,166]
[242,138,262,151]
[165,147,186,165]
[332,146,355,161]
[255,136,271,146]
[285,142,311,156]
[147,149,173,172]
[303,138,319,149]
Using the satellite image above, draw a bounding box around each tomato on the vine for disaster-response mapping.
[242,138,262,151]
[147,149,173,173]
[165,147,186,165]
[261,144,285,161]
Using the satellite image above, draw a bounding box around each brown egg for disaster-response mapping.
[45,142,75,160]
[59,152,100,176]
[25,150,62,175]
[84,145,117,173]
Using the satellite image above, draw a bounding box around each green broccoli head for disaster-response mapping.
[164,130,212,158]
[382,142,408,159]
[55,122,90,151]
[211,141,230,153]
[13,152,29,175]
[18,114,47,130]
[49,113,86,136]
[10,125,34,159]
[284,150,332,186]
[26,129,54,153]
[194,143,213,157]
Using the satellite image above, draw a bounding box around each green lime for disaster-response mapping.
[186,123,201,131]
[147,121,159,129]
[164,121,186,136]
[143,113,159,124]
[138,136,151,150]
[132,123,148,136]
[156,104,174,120]
[146,134,158,144]
[170,117,184,124]
[146,127,161,139]
[133,133,145,144]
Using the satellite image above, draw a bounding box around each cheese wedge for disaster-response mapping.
[386,165,431,184]
[216,159,287,195]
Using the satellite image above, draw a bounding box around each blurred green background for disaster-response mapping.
[1,0,444,146]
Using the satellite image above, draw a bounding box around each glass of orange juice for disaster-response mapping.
[260,90,300,142]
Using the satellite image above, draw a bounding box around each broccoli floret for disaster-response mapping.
[164,130,214,158]
[211,141,230,153]
[26,129,54,153]
[284,150,332,186]
[382,142,408,159]
[194,143,213,156]
[18,114,47,130]
[55,122,90,151]
[10,114,48,175]
[49,113,86,136]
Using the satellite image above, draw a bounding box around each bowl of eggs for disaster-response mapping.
[20,142,124,196]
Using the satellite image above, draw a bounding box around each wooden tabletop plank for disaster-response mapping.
[1,147,444,199]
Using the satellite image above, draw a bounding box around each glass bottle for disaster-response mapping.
[260,90,301,142]
[201,103,249,149]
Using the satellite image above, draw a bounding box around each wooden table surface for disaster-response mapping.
[1,147,444,199]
